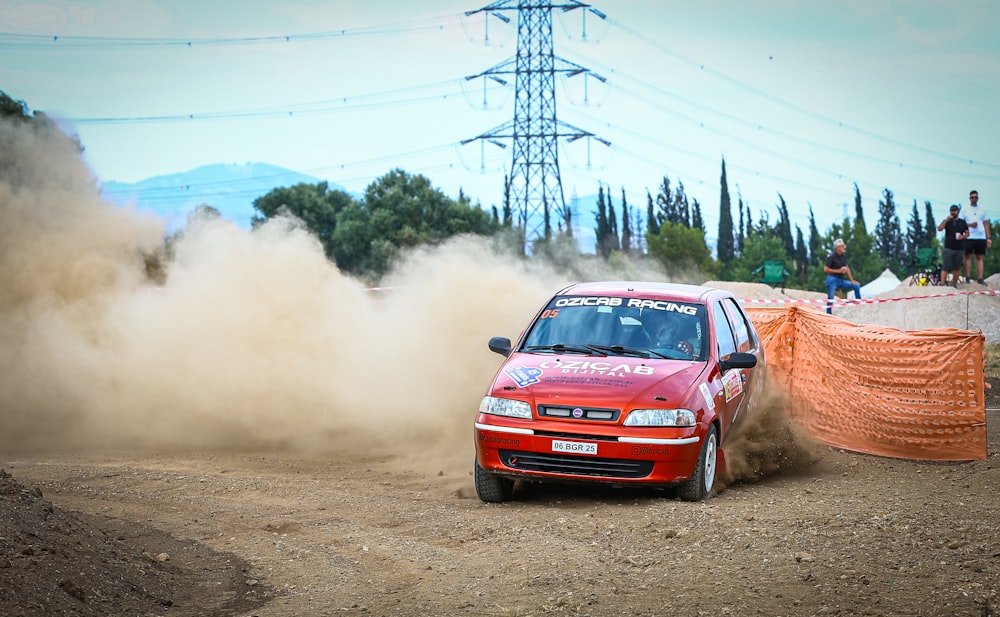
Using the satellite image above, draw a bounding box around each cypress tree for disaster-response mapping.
[608,197,620,253]
[874,188,904,268]
[717,158,735,263]
[646,190,658,237]
[737,193,745,255]
[794,225,807,275]
[691,198,704,234]
[502,174,513,227]
[656,176,673,226]
[923,201,937,247]
[674,180,690,227]
[853,183,867,233]
[905,199,924,256]
[543,195,552,239]
[621,188,632,254]
[594,185,610,258]
[776,194,795,258]
[807,205,822,266]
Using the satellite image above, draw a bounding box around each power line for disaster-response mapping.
[27,10,994,182]
[67,80,465,125]
[603,16,1000,172]
[565,98,957,208]
[10,8,993,177]
[0,15,464,50]
[566,48,1000,180]
[64,58,991,210]
[63,59,988,213]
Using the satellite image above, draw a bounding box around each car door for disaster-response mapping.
[719,297,758,428]
[710,300,747,439]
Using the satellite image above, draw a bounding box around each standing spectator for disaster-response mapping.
[823,238,861,314]
[938,204,969,287]
[961,190,992,285]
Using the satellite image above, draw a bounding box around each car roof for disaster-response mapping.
[556,281,733,304]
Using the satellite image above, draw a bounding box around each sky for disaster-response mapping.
[2,0,999,243]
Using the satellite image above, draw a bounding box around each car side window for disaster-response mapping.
[712,302,737,359]
[722,298,753,353]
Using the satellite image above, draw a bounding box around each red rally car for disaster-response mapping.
[474,281,764,502]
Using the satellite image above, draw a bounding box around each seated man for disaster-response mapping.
[823,238,861,314]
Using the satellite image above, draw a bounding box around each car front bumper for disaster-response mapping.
[474,417,706,485]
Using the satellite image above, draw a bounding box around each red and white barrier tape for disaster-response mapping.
[743,288,1000,306]
[363,285,998,306]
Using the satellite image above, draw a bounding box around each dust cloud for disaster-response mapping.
[1,116,809,486]
[0,116,578,474]
[718,373,821,487]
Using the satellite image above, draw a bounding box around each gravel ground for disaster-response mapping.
[3,414,999,617]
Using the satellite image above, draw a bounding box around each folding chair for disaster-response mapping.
[751,260,791,291]
[905,247,941,286]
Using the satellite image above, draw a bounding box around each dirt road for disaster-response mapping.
[4,405,999,617]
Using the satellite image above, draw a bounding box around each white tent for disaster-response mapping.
[861,268,901,298]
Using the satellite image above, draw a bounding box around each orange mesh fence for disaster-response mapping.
[747,305,987,461]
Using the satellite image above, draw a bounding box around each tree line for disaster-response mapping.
[4,89,996,289]
[250,169,497,278]
[247,156,997,289]
[551,157,997,290]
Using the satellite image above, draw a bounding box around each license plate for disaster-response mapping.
[551,439,598,456]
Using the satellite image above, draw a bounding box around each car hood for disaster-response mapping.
[490,353,709,411]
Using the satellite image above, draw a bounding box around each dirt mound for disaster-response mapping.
[0,469,265,617]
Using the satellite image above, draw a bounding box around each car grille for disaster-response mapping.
[534,430,618,442]
[537,405,620,421]
[499,450,653,479]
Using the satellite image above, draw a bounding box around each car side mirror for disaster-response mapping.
[719,352,757,371]
[488,336,512,357]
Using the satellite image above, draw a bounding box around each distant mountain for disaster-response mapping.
[100,163,347,230]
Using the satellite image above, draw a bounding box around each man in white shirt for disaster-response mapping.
[961,190,992,285]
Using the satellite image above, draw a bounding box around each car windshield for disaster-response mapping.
[521,295,707,360]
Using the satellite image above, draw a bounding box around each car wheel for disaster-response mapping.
[474,460,514,503]
[678,424,717,502]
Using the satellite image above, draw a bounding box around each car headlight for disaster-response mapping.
[624,408,696,427]
[479,396,532,419]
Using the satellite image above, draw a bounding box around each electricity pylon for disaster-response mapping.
[462,1,609,246]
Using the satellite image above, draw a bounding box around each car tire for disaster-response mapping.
[678,424,717,502]
[474,460,514,503]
